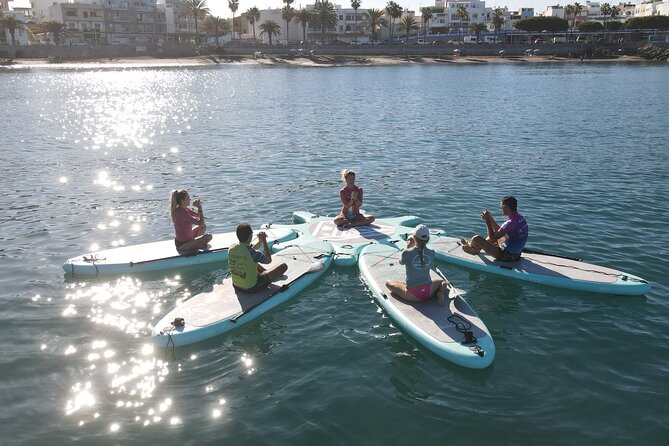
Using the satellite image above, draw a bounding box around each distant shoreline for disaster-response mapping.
[3,54,656,69]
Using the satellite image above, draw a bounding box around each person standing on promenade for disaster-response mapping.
[169,189,212,253]
[228,223,288,293]
[460,195,528,262]
[333,169,376,228]
[386,224,447,306]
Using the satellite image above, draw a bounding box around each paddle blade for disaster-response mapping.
[448,287,466,299]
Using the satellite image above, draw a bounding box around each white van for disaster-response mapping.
[463,36,478,44]
[484,36,501,44]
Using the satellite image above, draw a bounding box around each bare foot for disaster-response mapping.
[462,245,480,255]
[437,293,446,306]
[460,238,470,247]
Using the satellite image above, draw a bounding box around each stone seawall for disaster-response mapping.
[0,41,645,60]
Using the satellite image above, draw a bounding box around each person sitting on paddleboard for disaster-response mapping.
[386,224,447,306]
[228,223,288,293]
[333,169,375,228]
[170,189,213,254]
[460,195,528,262]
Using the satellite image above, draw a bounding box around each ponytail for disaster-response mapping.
[416,238,428,267]
[169,189,188,222]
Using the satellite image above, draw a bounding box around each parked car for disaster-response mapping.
[552,37,567,43]
[484,36,501,44]
[534,38,546,44]
[417,39,426,45]
[463,36,478,44]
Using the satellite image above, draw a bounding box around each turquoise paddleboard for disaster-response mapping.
[358,243,495,369]
[152,238,334,347]
[270,211,421,266]
[63,227,297,277]
[390,228,651,296]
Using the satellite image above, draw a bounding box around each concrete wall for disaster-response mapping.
[0,41,644,60]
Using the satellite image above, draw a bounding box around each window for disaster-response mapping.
[83,12,88,17]
[66,10,77,16]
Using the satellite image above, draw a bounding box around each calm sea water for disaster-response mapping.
[1,61,668,445]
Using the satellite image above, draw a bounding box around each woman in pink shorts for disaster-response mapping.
[386,224,447,306]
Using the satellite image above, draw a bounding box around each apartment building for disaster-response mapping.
[49,3,106,43]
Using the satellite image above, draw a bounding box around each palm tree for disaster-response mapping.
[573,2,583,29]
[385,1,402,43]
[228,0,239,40]
[362,8,386,42]
[492,8,504,39]
[246,7,260,41]
[351,0,361,44]
[470,23,486,42]
[601,3,613,38]
[399,16,419,41]
[293,8,312,43]
[282,5,295,44]
[455,4,469,43]
[0,16,24,46]
[41,20,65,45]
[259,19,281,45]
[205,16,225,44]
[185,0,209,45]
[312,0,338,44]
[420,7,432,39]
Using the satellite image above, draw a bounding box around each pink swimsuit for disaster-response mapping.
[407,283,432,301]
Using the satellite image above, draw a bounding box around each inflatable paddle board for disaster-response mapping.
[358,243,495,369]
[397,229,652,296]
[63,227,298,277]
[273,211,421,266]
[151,238,334,347]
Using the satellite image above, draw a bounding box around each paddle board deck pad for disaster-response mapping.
[269,211,422,266]
[358,243,495,369]
[410,230,651,296]
[63,227,298,277]
[151,239,334,347]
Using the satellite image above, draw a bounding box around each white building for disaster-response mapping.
[1,4,31,45]
[634,0,669,16]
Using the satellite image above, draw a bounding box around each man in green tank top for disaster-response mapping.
[228,223,288,293]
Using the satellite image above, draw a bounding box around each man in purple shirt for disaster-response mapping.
[460,196,528,262]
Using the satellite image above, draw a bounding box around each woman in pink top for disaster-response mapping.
[169,189,212,253]
[333,169,375,228]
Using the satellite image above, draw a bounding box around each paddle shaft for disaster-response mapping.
[522,247,582,262]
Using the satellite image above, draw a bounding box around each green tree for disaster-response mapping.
[514,16,568,33]
[205,15,225,41]
[362,8,387,42]
[259,19,281,45]
[351,0,361,44]
[185,0,209,45]
[282,5,295,44]
[41,20,65,45]
[312,0,338,44]
[607,20,623,32]
[0,15,24,45]
[470,22,486,42]
[246,6,261,41]
[625,15,669,30]
[455,4,469,43]
[385,1,402,43]
[420,7,432,39]
[228,0,239,40]
[492,8,504,36]
[577,20,603,32]
[293,8,312,43]
[399,16,419,40]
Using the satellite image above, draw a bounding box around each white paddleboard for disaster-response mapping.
[358,243,495,369]
[421,232,651,296]
[151,239,334,347]
[63,227,297,277]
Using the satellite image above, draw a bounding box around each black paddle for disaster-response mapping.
[521,247,582,262]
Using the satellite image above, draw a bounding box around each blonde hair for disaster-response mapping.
[340,169,355,182]
[416,238,428,267]
[169,189,188,222]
